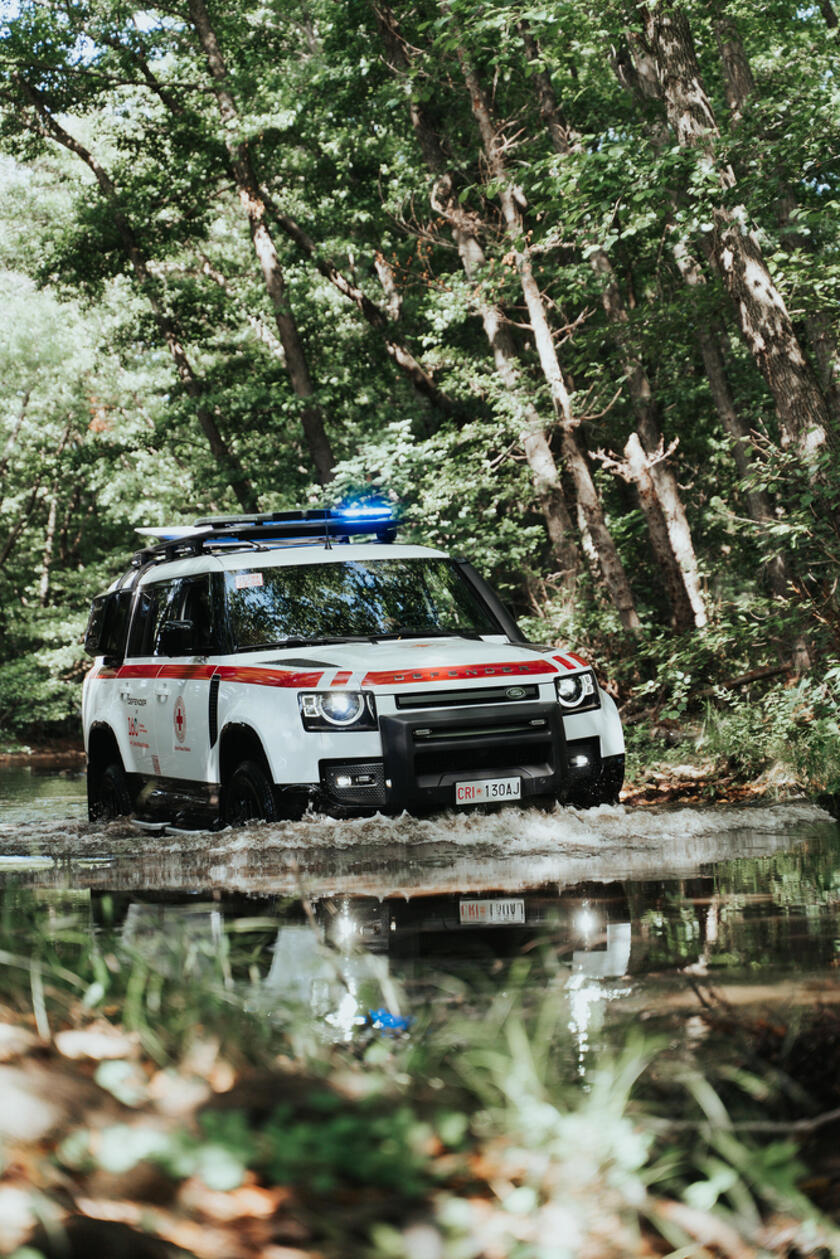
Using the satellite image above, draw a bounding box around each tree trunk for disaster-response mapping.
[639,4,832,465]
[0,390,29,494]
[187,0,335,485]
[0,480,42,569]
[713,7,755,125]
[820,0,838,28]
[17,81,258,513]
[623,433,698,630]
[445,207,579,584]
[39,488,58,607]
[38,419,73,607]
[455,44,640,631]
[713,12,840,429]
[520,19,705,627]
[374,2,582,592]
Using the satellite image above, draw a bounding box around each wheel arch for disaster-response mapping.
[86,723,132,817]
[218,722,274,787]
[87,722,124,774]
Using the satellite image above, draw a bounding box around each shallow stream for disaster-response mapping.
[1,764,839,1056]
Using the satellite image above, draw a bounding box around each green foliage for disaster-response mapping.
[0,0,838,757]
[700,669,840,791]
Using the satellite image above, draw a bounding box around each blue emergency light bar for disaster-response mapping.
[133,505,399,566]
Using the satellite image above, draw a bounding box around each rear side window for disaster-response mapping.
[84,590,133,660]
[126,575,218,657]
[126,579,181,657]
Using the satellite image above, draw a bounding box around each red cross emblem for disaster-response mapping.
[174,697,187,743]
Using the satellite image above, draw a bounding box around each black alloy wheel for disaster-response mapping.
[566,754,625,808]
[89,761,133,821]
[222,760,279,826]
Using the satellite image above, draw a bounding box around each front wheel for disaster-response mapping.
[222,760,278,826]
[89,760,133,821]
[565,754,625,809]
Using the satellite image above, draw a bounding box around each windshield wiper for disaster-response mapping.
[236,635,376,652]
[373,627,483,641]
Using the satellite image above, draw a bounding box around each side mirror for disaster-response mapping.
[158,619,195,657]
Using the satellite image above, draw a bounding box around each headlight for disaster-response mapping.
[554,670,600,712]
[299,691,378,731]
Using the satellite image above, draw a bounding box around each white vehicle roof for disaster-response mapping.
[133,542,449,586]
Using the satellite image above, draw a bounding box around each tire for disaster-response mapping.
[565,754,625,809]
[222,760,278,826]
[89,760,133,821]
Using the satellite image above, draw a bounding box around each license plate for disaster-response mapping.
[455,776,521,805]
[459,898,525,925]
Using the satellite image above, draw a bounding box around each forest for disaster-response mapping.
[0,0,839,790]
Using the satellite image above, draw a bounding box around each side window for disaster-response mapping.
[126,580,182,658]
[180,576,215,654]
[84,590,133,660]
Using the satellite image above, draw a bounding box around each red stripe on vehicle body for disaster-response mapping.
[567,652,589,668]
[116,663,160,679]
[214,666,323,688]
[157,663,216,681]
[110,663,323,688]
[361,659,559,687]
[553,655,574,670]
[331,671,353,687]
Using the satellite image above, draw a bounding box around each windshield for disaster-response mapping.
[224,559,500,649]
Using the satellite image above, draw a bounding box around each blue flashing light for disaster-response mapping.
[337,502,394,521]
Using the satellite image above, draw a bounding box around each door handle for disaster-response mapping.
[154,684,170,702]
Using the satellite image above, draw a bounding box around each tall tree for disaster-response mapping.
[451,26,641,631]
[519,17,707,630]
[636,2,833,468]
[373,2,581,593]
[14,81,259,512]
[186,0,335,485]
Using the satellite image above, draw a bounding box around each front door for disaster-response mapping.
[149,574,217,788]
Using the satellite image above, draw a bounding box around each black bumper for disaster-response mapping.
[319,701,567,813]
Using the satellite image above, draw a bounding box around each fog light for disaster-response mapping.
[571,754,590,768]
[335,774,353,788]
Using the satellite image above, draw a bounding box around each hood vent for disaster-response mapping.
[395,684,539,710]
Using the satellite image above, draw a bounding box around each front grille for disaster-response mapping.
[321,759,386,806]
[415,740,553,779]
[413,718,548,741]
[380,701,566,808]
[396,684,539,710]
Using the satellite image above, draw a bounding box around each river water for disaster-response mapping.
[1,764,839,1057]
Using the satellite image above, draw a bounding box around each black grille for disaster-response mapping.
[415,741,553,779]
[396,684,539,710]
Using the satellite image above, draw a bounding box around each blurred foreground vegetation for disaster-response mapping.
[1,883,839,1258]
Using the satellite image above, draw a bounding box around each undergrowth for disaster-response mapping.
[1,887,839,1258]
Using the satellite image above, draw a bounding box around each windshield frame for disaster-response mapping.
[221,556,504,653]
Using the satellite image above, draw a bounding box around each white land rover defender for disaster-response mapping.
[82,508,624,826]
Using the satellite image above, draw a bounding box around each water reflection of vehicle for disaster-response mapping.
[315,884,634,975]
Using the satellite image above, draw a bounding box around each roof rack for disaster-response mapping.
[131,507,399,567]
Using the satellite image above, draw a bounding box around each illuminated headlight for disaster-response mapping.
[299,691,378,731]
[554,670,600,712]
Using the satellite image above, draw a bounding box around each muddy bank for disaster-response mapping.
[0,737,85,768]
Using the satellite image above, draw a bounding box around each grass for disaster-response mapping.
[0,887,839,1258]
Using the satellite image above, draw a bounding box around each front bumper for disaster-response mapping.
[318,701,567,812]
